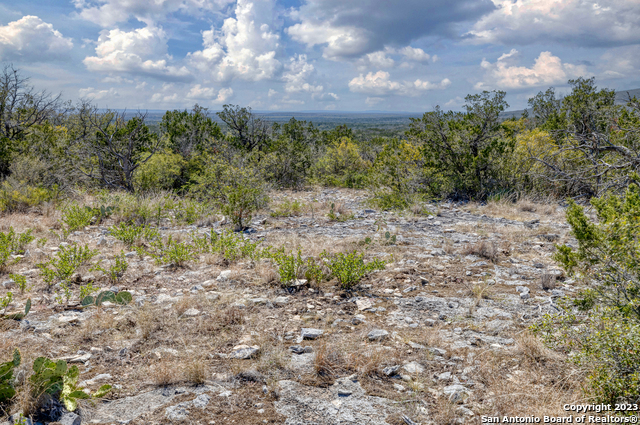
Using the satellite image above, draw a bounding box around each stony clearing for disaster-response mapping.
[0,189,585,425]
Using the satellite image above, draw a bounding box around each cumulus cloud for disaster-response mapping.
[78,86,119,100]
[188,0,282,82]
[356,49,395,71]
[349,70,451,96]
[0,16,73,62]
[74,0,234,27]
[283,54,322,93]
[475,49,588,90]
[287,0,495,60]
[400,46,431,62]
[84,25,191,81]
[467,0,640,47]
[187,84,233,102]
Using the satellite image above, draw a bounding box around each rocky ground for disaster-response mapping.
[0,189,586,425]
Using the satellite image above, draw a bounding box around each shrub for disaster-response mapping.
[60,204,94,237]
[93,252,128,284]
[190,158,269,230]
[270,248,305,286]
[322,250,385,289]
[0,227,34,271]
[37,243,97,286]
[270,199,304,217]
[532,184,640,405]
[407,91,515,200]
[194,229,265,262]
[0,180,58,213]
[145,236,196,267]
[367,139,424,210]
[133,151,185,192]
[109,222,160,247]
[9,274,29,293]
[313,138,369,188]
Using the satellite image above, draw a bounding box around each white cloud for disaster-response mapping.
[400,46,430,62]
[283,54,322,93]
[268,88,278,97]
[356,49,395,70]
[84,25,191,81]
[475,50,588,90]
[0,16,73,63]
[78,86,119,100]
[365,97,383,106]
[445,96,465,107]
[74,0,234,27]
[287,22,369,61]
[186,84,233,102]
[188,0,282,82]
[349,71,450,96]
[468,0,640,47]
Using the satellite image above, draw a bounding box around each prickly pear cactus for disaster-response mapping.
[0,349,21,402]
[95,291,116,306]
[115,291,132,305]
[30,357,68,395]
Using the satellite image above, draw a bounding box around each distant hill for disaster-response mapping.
[500,88,640,120]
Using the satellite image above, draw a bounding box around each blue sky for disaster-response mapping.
[1,0,640,112]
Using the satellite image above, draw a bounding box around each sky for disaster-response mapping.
[1,0,640,112]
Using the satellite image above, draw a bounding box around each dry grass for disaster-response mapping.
[462,240,499,263]
[472,331,583,420]
[149,359,181,386]
[183,358,208,384]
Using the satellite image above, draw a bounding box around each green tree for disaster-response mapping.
[0,65,62,177]
[407,90,514,200]
[160,104,223,157]
[217,104,271,152]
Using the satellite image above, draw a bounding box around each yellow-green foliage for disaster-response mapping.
[511,126,582,195]
[367,139,423,210]
[313,138,369,188]
[0,181,58,213]
[190,157,268,230]
[133,151,185,192]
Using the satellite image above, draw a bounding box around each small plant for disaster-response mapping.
[0,349,21,402]
[79,282,99,300]
[327,202,354,222]
[2,298,31,320]
[55,282,73,305]
[37,243,98,286]
[270,199,304,217]
[145,236,196,268]
[60,205,94,238]
[9,274,29,293]
[109,222,160,247]
[303,257,325,286]
[270,248,305,286]
[92,252,128,284]
[84,205,114,225]
[0,292,13,314]
[0,227,34,271]
[198,229,266,262]
[322,250,386,290]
